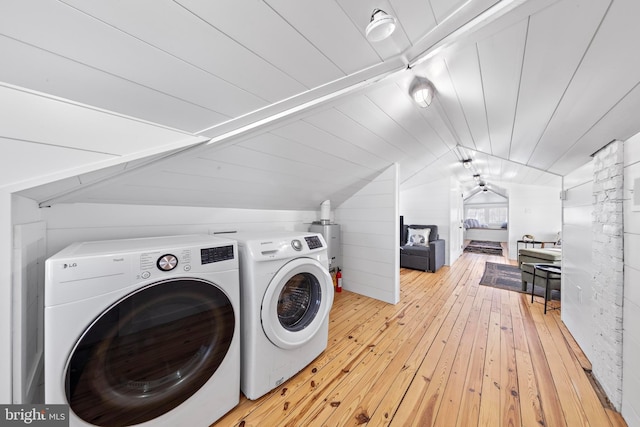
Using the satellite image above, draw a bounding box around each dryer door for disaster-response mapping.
[65,278,235,426]
[261,258,333,349]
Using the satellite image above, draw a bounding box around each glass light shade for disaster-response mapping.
[366,10,397,42]
[412,87,433,107]
[409,77,435,108]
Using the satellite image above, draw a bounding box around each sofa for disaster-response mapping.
[518,248,562,292]
[400,224,446,273]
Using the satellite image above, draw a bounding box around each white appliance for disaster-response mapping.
[44,234,240,427]
[308,222,341,273]
[233,231,334,400]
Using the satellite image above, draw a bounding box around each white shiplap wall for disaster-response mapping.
[7,195,46,403]
[623,133,640,426]
[335,164,399,304]
[0,191,15,402]
[561,162,595,364]
[42,203,318,257]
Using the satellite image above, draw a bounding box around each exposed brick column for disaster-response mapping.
[591,139,624,408]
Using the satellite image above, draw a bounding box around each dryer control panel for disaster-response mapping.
[45,235,238,307]
[201,245,235,264]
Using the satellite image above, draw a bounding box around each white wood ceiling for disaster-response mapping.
[5,0,640,209]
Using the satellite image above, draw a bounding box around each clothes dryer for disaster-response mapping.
[233,231,334,400]
[44,234,240,427]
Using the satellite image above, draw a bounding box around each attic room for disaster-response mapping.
[1,0,640,426]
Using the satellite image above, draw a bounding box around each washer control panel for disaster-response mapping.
[304,235,324,250]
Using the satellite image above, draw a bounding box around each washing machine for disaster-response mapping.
[233,231,334,400]
[44,234,240,427]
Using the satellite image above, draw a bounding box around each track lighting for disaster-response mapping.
[462,159,472,169]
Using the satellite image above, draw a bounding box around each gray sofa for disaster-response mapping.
[519,248,562,292]
[400,224,445,273]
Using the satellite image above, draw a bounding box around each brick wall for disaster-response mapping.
[591,140,624,408]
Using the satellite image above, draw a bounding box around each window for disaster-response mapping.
[465,204,508,227]
[488,207,508,224]
[466,208,486,224]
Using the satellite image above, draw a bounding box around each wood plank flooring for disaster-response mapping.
[213,252,628,426]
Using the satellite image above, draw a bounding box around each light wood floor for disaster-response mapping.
[214,251,628,427]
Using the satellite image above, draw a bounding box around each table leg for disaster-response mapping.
[531,268,535,304]
[544,274,549,314]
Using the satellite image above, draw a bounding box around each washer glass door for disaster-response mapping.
[65,278,235,426]
[261,258,333,349]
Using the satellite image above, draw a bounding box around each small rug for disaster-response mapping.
[479,262,560,300]
[464,240,503,256]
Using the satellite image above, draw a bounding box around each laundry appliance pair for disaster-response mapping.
[44,230,335,425]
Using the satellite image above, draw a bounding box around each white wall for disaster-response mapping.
[4,195,45,403]
[400,176,453,266]
[561,162,595,364]
[562,133,640,421]
[336,165,399,304]
[42,203,318,256]
[0,192,13,402]
[449,181,464,264]
[506,183,562,260]
[623,133,640,426]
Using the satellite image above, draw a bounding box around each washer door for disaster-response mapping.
[65,278,235,426]
[261,258,333,350]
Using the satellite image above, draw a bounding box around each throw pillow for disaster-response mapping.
[408,228,431,246]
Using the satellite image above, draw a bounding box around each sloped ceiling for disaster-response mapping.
[4,0,640,209]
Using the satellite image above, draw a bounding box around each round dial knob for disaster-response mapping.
[157,254,178,271]
[291,239,303,251]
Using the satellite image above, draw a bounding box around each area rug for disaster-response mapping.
[479,262,560,300]
[464,240,503,256]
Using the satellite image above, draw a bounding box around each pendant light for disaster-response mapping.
[409,76,435,108]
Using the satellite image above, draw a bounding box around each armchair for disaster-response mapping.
[400,224,446,273]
